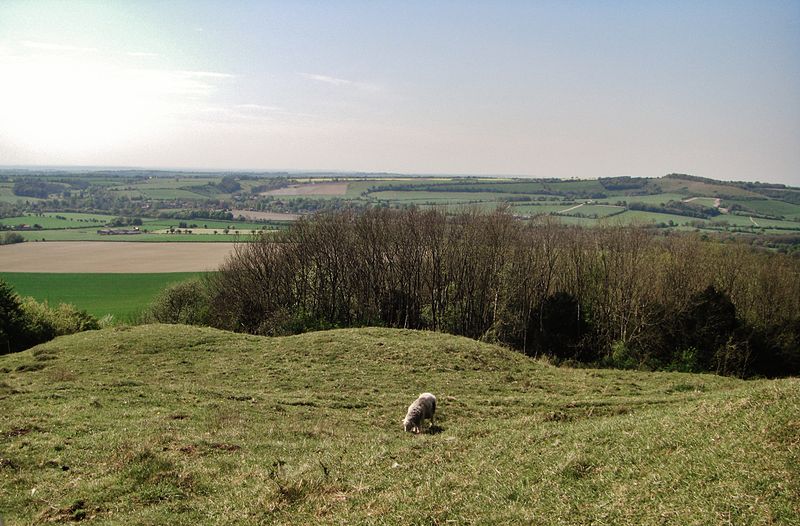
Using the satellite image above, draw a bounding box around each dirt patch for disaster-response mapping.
[261,182,348,196]
[232,209,301,221]
[0,242,236,272]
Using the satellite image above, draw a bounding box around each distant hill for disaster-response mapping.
[1,325,797,524]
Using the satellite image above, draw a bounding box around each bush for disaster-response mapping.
[1,232,24,245]
[20,298,99,341]
[142,279,210,325]
[605,341,639,370]
[0,280,28,354]
[18,297,57,344]
[668,347,700,373]
[1,280,98,354]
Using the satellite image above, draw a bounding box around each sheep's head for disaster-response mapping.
[403,419,418,433]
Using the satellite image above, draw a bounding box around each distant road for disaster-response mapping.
[0,242,236,273]
[558,203,584,214]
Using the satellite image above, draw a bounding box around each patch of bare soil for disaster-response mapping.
[0,242,236,272]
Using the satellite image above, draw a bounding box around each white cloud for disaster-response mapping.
[179,70,236,79]
[127,51,160,58]
[235,103,283,111]
[20,40,97,53]
[300,72,377,91]
[0,55,238,157]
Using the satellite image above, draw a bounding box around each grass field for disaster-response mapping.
[13,230,243,242]
[710,214,800,231]
[558,204,625,217]
[0,325,796,524]
[0,272,203,320]
[610,193,687,205]
[0,184,44,203]
[370,190,522,203]
[722,199,800,220]
[510,204,573,215]
[657,177,762,198]
[0,213,115,229]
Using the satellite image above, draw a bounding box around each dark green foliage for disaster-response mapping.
[0,280,99,354]
[0,280,28,354]
[157,209,234,221]
[629,201,720,219]
[12,179,67,198]
[599,176,652,191]
[1,231,24,245]
[678,286,738,370]
[530,292,590,361]
[216,175,241,194]
[108,216,143,227]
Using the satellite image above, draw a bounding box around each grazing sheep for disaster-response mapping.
[403,392,436,433]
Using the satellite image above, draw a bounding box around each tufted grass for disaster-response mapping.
[1,325,798,524]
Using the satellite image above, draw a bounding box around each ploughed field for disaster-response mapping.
[1,326,797,524]
[0,242,235,273]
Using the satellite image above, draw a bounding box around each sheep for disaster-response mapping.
[403,392,436,433]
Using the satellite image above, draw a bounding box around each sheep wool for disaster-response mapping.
[403,392,436,433]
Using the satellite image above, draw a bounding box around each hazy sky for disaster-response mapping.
[1,1,798,184]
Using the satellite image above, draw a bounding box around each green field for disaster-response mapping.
[2,213,271,242]
[108,177,220,190]
[710,214,800,231]
[0,325,796,524]
[0,213,115,229]
[14,230,243,242]
[722,198,800,220]
[559,204,625,217]
[608,193,686,205]
[370,190,522,203]
[2,172,799,238]
[0,272,203,320]
[510,203,573,215]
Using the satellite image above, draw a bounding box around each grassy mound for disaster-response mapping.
[1,325,797,524]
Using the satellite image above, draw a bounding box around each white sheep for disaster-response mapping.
[403,392,436,433]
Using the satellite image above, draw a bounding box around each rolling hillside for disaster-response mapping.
[1,325,798,524]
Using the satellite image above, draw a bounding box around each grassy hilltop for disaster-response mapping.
[1,325,798,524]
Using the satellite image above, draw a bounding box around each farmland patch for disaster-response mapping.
[0,242,235,272]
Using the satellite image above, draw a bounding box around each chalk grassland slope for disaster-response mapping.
[0,242,234,273]
[0,272,203,319]
[1,326,797,525]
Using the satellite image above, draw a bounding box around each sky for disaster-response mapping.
[0,1,798,185]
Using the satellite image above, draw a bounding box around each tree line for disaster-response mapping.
[149,208,799,377]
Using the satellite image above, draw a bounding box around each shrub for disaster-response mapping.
[50,303,100,334]
[1,232,24,245]
[668,347,700,373]
[605,341,639,370]
[142,279,210,325]
[18,297,57,344]
[19,298,99,342]
[0,280,28,354]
